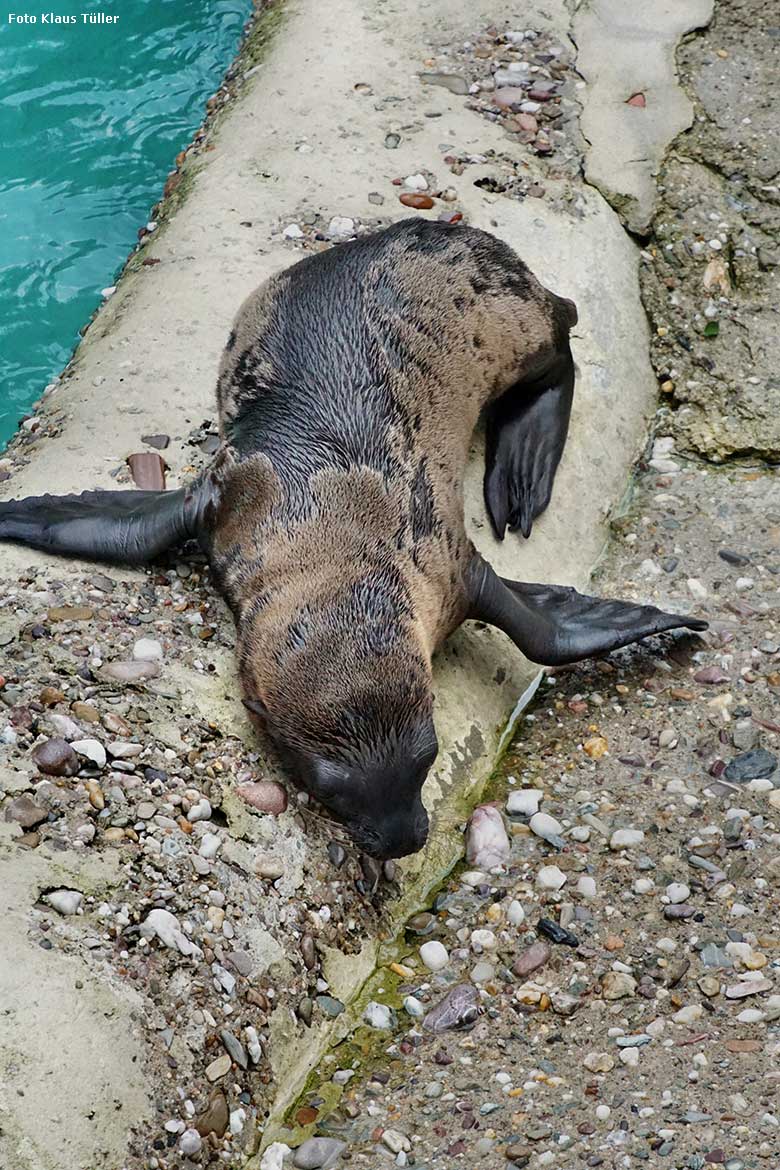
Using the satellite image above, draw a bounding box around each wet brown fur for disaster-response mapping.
[201,219,572,772]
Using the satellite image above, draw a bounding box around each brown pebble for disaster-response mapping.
[236,780,288,816]
[71,701,100,723]
[626,92,646,107]
[698,975,721,997]
[399,193,435,210]
[255,855,285,880]
[694,666,729,684]
[301,934,317,971]
[725,978,772,999]
[725,1038,762,1053]
[583,735,608,759]
[101,711,132,736]
[85,780,105,810]
[493,86,527,109]
[127,452,166,490]
[295,1105,318,1126]
[514,112,538,133]
[4,795,48,828]
[39,687,65,707]
[100,660,160,684]
[513,941,551,977]
[196,1091,229,1138]
[47,605,94,623]
[10,706,33,730]
[32,738,79,777]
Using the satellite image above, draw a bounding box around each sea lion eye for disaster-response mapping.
[311,759,349,799]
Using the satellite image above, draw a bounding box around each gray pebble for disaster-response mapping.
[293,1137,347,1169]
[219,1029,247,1069]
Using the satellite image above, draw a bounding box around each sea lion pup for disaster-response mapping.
[0,219,706,859]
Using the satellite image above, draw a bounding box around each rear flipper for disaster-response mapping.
[468,557,707,667]
[484,346,575,541]
[0,484,208,565]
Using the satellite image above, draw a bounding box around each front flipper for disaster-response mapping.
[0,483,210,565]
[484,347,575,541]
[468,558,707,667]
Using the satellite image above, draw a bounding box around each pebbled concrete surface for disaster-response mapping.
[0,825,151,1170]
[575,0,714,234]
[0,0,722,1164]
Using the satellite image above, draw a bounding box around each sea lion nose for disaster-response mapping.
[371,805,429,860]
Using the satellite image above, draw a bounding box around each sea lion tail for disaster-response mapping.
[0,483,208,565]
[467,557,708,667]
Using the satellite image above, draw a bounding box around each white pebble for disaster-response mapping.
[72,738,106,769]
[326,216,355,240]
[133,637,163,662]
[596,1105,611,1121]
[507,900,525,926]
[282,223,304,239]
[537,865,567,891]
[506,789,543,816]
[45,889,83,916]
[471,929,498,951]
[364,1001,393,1029]
[187,798,212,823]
[577,875,597,898]
[404,995,425,1018]
[382,1128,411,1154]
[634,878,654,894]
[140,908,202,958]
[665,882,690,904]
[619,1047,639,1068]
[229,1108,246,1135]
[609,828,645,850]
[687,578,708,600]
[673,1004,703,1025]
[245,1026,263,1064]
[737,1009,764,1024]
[179,1130,202,1156]
[404,173,428,190]
[419,941,449,971]
[259,1144,291,1170]
[529,811,563,841]
[199,833,222,859]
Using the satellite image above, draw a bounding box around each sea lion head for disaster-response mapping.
[239,577,438,859]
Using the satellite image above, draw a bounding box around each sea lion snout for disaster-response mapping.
[351,799,430,861]
[306,751,434,860]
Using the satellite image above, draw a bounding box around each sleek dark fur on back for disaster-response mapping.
[0,220,706,858]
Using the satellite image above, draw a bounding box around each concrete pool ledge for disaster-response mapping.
[0,0,713,1164]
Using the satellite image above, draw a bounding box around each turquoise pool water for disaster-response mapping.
[0,0,252,448]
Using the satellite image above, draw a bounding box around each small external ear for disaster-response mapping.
[242,697,268,718]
